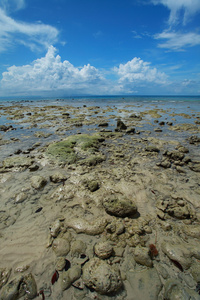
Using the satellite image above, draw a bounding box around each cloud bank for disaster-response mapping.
[0,46,169,96]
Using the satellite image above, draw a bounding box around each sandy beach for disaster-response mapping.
[0,98,200,299]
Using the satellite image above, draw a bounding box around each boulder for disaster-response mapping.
[103,195,137,217]
[82,258,122,294]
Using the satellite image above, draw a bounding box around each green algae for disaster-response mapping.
[46,134,104,164]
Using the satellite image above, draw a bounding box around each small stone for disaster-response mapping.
[134,245,153,267]
[87,180,99,192]
[94,241,113,259]
[31,175,47,189]
[15,192,27,204]
[52,238,70,257]
[50,220,61,238]
[50,172,68,183]
[61,265,81,291]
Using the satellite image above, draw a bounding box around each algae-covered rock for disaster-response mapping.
[3,156,33,168]
[82,258,122,294]
[46,134,104,164]
[103,195,137,217]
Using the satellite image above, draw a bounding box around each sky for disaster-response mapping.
[0,0,200,97]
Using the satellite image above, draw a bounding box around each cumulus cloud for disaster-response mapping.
[151,0,200,25]
[155,31,200,50]
[0,47,170,96]
[114,57,167,85]
[1,46,107,95]
[0,7,59,52]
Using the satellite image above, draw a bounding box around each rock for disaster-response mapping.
[164,279,200,300]
[157,159,171,168]
[31,175,47,189]
[82,258,122,294]
[129,114,142,121]
[145,146,160,153]
[159,121,165,126]
[161,241,192,270]
[46,134,104,164]
[0,276,24,299]
[98,122,109,127]
[71,240,87,258]
[134,245,153,267]
[87,180,99,192]
[50,219,61,238]
[188,135,200,144]
[116,119,127,130]
[52,238,70,256]
[29,164,39,172]
[103,195,137,217]
[3,156,33,168]
[126,128,135,134]
[0,268,11,289]
[50,172,68,183]
[94,241,113,259]
[56,257,67,271]
[181,224,200,238]
[65,216,109,235]
[164,150,185,161]
[0,125,13,132]
[61,265,81,291]
[126,267,162,300]
[189,162,200,172]
[14,192,27,204]
[23,273,37,299]
[154,128,162,132]
[190,262,200,282]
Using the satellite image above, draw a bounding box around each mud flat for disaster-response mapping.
[0,100,200,299]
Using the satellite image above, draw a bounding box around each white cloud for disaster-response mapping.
[1,0,26,12]
[0,46,184,96]
[0,7,59,52]
[151,0,200,25]
[114,57,167,85]
[0,46,107,95]
[155,31,200,50]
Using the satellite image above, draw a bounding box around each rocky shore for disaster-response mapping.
[0,100,200,299]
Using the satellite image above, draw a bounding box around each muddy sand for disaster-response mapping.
[0,100,200,299]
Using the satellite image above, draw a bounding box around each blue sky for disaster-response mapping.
[0,0,200,96]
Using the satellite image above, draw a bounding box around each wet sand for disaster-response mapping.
[0,100,200,299]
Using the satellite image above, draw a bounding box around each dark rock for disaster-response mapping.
[159,121,165,126]
[87,180,99,192]
[98,122,109,127]
[126,127,135,134]
[145,146,160,153]
[188,135,200,144]
[116,119,127,130]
